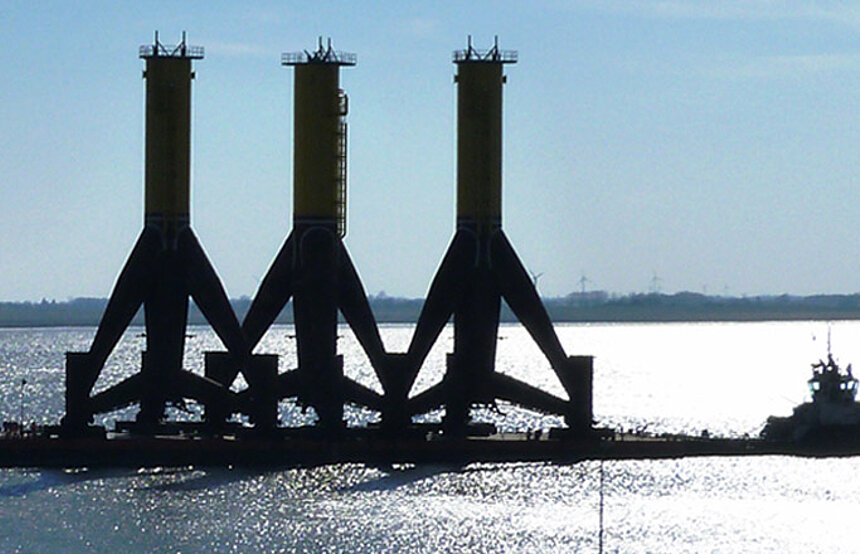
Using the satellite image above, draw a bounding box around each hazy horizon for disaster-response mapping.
[3,2,860,302]
[7,288,860,305]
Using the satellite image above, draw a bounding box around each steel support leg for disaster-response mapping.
[242,233,295,351]
[63,353,95,433]
[556,355,594,432]
[203,351,239,426]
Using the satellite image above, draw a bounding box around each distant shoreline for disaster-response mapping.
[3,292,860,327]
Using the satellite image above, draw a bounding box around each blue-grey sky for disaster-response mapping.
[2,1,860,301]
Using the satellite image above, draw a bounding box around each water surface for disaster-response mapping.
[0,322,856,552]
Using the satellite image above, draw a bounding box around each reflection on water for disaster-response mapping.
[1,322,858,551]
[2,457,858,552]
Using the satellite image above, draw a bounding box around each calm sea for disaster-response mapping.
[1,321,859,552]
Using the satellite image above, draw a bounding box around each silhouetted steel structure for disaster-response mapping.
[404,37,594,436]
[240,39,397,435]
[63,33,249,434]
[61,35,595,442]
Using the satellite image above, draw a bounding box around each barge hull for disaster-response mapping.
[1,434,854,469]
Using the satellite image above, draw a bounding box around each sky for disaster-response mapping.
[2,1,860,301]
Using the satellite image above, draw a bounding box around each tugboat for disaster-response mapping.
[762,346,860,443]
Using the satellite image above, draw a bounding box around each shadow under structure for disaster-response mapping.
[403,38,595,436]
[63,33,249,435]
[238,39,395,436]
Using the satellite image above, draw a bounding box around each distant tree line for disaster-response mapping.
[4,292,860,327]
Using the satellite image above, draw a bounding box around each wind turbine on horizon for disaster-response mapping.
[649,271,662,294]
[578,272,592,295]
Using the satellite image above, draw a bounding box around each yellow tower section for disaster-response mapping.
[283,40,355,237]
[140,34,203,235]
[454,38,517,236]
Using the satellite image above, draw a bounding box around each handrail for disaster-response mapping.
[139,44,204,59]
[281,51,357,66]
[452,48,517,63]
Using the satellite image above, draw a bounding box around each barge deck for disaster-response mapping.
[1,431,853,469]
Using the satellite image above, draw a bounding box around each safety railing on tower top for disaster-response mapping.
[139,44,204,59]
[281,51,357,66]
[452,48,517,63]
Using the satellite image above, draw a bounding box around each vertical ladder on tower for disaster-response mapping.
[335,90,348,238]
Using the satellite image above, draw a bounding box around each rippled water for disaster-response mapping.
[1,321,859,552]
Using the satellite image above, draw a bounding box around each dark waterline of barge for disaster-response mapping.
[0,431,852,469]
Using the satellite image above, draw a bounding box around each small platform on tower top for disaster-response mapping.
[453,36,517,64]
[139,31,204,60]
[282,37,356,66]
